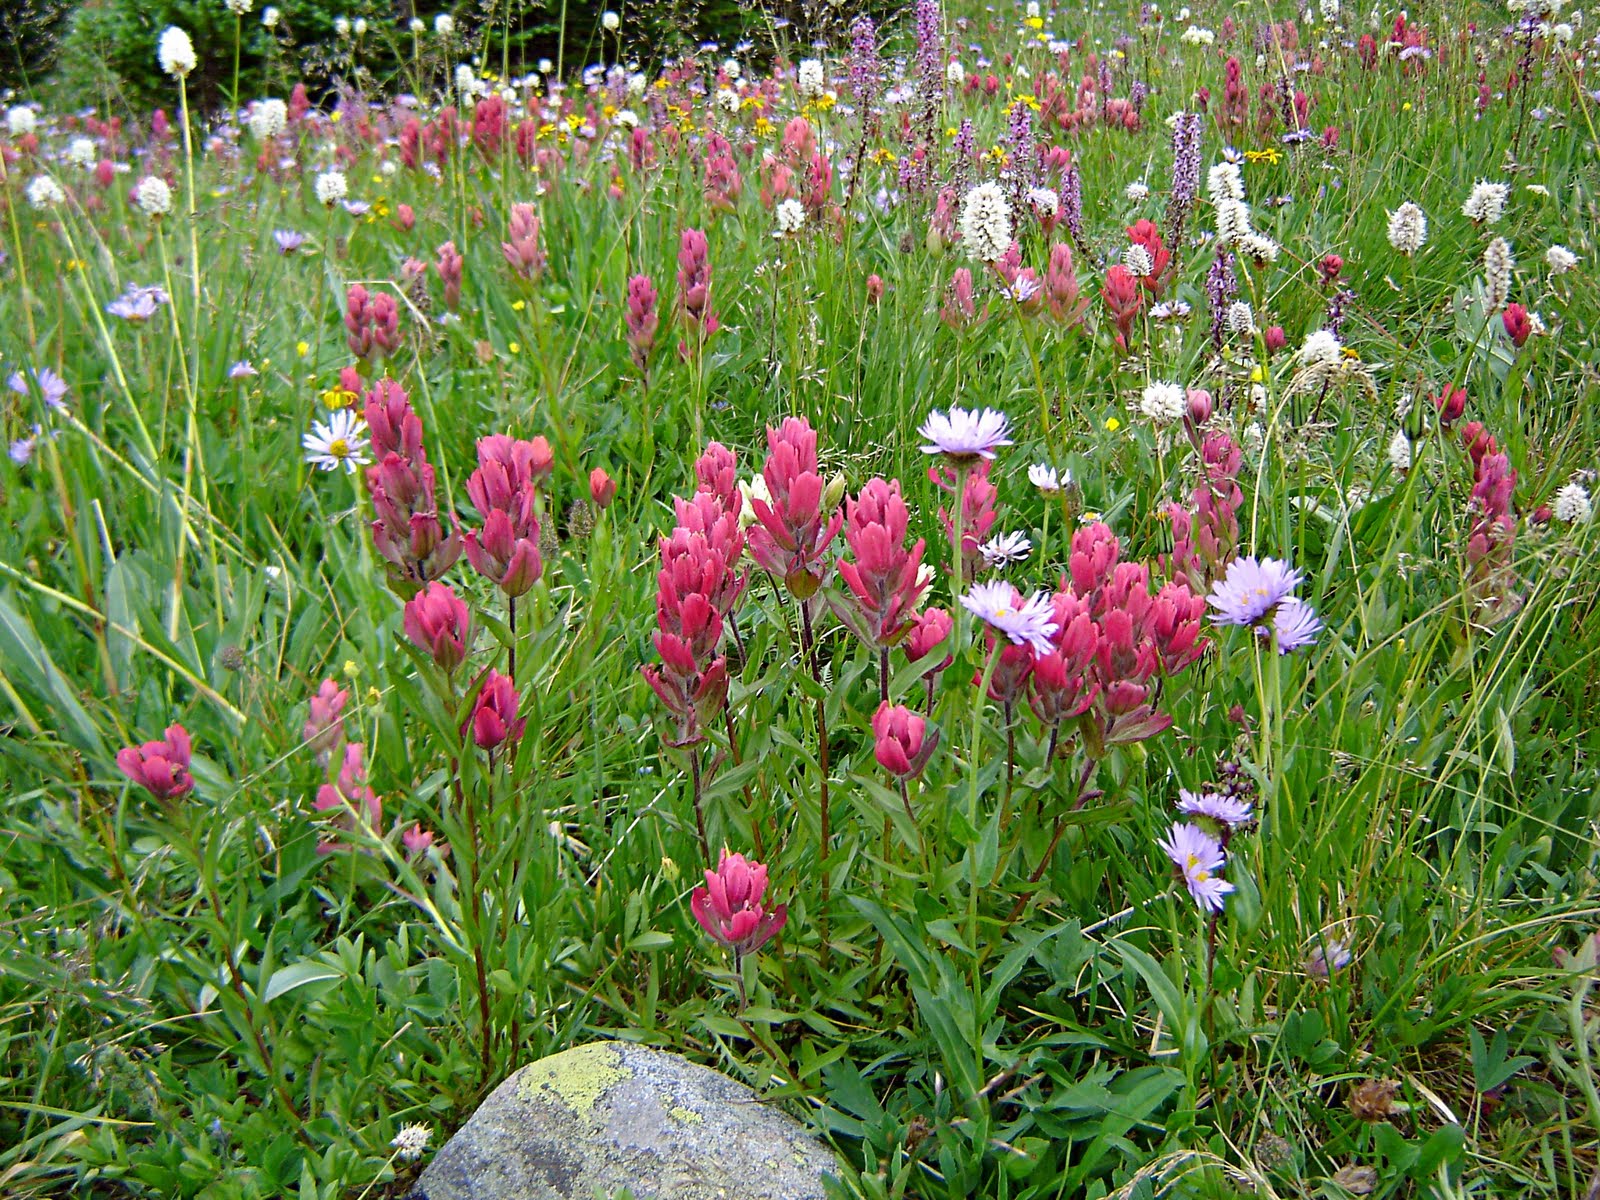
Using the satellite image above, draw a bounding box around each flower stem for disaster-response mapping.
[799,598,831,971]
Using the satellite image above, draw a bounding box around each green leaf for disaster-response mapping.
[262,960,343,1004]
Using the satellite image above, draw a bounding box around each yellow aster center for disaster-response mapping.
[327,438,350,459]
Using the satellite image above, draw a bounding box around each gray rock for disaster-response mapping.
[410,1041,841,1200]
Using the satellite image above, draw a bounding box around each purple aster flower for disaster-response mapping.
[342,200,371,216]
[1208,555,1303,626]
[9,434,36,465]
[228,360,258,380]
[106,284,170,322]
[918,406,1013,462]
[8,368,68,409]
[1267,595,1322,653]
[1306,936,1353,977]
[274,229,306,253]
[1177,788,1253,829]
[1157,821,1235,913]
[34,367,67,410]
[960,580,1058,654]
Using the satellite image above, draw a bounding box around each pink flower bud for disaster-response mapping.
[589,467,617,509]
[872,702,939,779]
[115,723,194,800]
[403,582,471,672]
[690,849,788,956]
[469,670,525,750]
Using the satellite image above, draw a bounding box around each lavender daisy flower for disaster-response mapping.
[1177,788,1253,829]
[1267,595,1322,653]
[1208,555,1303,626]
[1157,821,1235,913]
[274,229,306,253]
[342,200,371,216]
[9,433,37,465]
[34,368,67,410]
[960,580,1059,654]
[918,406,1013,462]
[228,360,259,379]
[106,284,170,322]
[1306,936,1353,977]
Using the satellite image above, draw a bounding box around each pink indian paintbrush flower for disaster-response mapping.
[1044,243,1088,325]
[676,228,719,357]
[115,723,193,800]
[872,702,939,779]
[624,274,659,372]
[643,490,738,744]
[344,284,400,361]
[364,380,462,585]
[404,582,472,673]
[832,478,928,649]
[314,742,382,853]
[463,434,546,596]
[469,670,525,751]
[690,849,788,956]
[435,241,463,310]
[501,203,546,280]
[903,606,954,676]
[303,678,350,763]
[589,467,617,509]
[745,416,843,600]
[1102,263,1144,350]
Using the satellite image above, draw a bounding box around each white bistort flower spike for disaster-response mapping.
[1386,201,1427,254]
[158,26,198,79]
[135,175,173,217]
[958,182,1012,263]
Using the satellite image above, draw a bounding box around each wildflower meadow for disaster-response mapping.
[2,0,1600,1196]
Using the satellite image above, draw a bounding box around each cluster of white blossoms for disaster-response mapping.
[247,98,288,141]
[26,175,65,209]
[158,26,197,79]
[1224,301,1256,336]
[135,175,173,217]
[1386,428,1414,473]
[1554,481,1593,523]
[946,59,966,86]
[1027,186,1060,217]
[1140,381,1188,424]
[1207,162,1280,262]
[435,13,455,36]
[1484,237,1515,310]
[714,87,740,115]
[602,10,621,30]
[1547,244,1579,274]
[1181,25,1217,43]
[1124,243,1154,277]
[262,7,280,28]
[1386,201,1428,254]
[797,59,825,99]
[1300,329,1344,367]
[6,105,36,138]
[1124,181,1150,202]
[959,182,1013,263]
[774,198,806,238]
[66,137,97,169]
[314,168,349,206]
[1461,179,1510,224]
[225,0,253,14]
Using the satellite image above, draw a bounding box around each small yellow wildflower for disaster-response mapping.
[296,340,310,358]
[342,659,360,679]
[322,386,357,410]
[1105,417,1121,432]
[508,341,521,354]
[1243,147,1281,165]
[512,299,526,311]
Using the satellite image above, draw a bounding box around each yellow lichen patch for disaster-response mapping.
[516,1044,632,1117]
[669,1104,704,1124]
